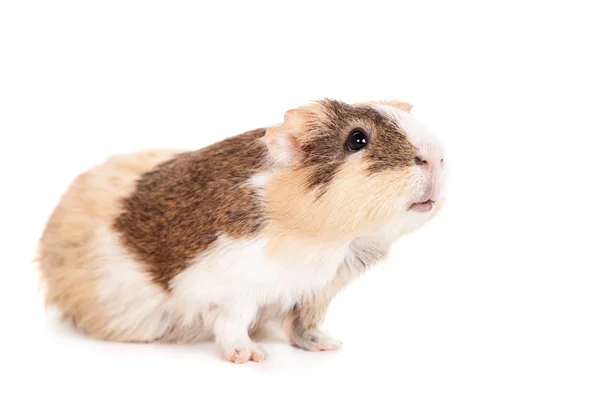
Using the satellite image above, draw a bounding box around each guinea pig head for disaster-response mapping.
[264,99,446,239]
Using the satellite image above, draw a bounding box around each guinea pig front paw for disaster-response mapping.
[293,330,343,352]
[223,342,268,364]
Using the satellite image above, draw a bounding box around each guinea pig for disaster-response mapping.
[37,99,446,363]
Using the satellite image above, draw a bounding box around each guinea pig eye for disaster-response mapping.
[347,129,368,151]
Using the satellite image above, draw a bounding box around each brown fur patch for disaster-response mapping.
[113,129,268,290]
[366,122,417,173]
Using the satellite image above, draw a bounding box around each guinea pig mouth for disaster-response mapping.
[409,199,434,212]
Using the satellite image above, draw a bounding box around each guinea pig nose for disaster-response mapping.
[415,156,427,166]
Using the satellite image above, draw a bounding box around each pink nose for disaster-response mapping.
[414,156,444,166]
[415,156,444,201]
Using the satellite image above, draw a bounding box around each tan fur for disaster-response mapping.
[264,101,328,164]
[37,150,182,340]
[281,102,330,146]
[365,100,413,113]
[264,158,417,243]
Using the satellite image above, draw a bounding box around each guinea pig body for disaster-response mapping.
[37,99,446,363]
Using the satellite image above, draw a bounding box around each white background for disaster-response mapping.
[1,1,599,399]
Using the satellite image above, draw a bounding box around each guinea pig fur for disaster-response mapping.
[37,99,446,363]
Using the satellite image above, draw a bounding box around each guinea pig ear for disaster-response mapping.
[265,105,317,165]
[368,100,413,113]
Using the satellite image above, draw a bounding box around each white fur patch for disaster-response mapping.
[371,105,445,160]
[95,226,171,340]
[247,171,273,196]
[372,104,447,204]
[171,235,350,322]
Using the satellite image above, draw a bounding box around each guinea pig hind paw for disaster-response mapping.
[295,331,343,352]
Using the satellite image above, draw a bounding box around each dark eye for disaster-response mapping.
[347,129,368,151]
